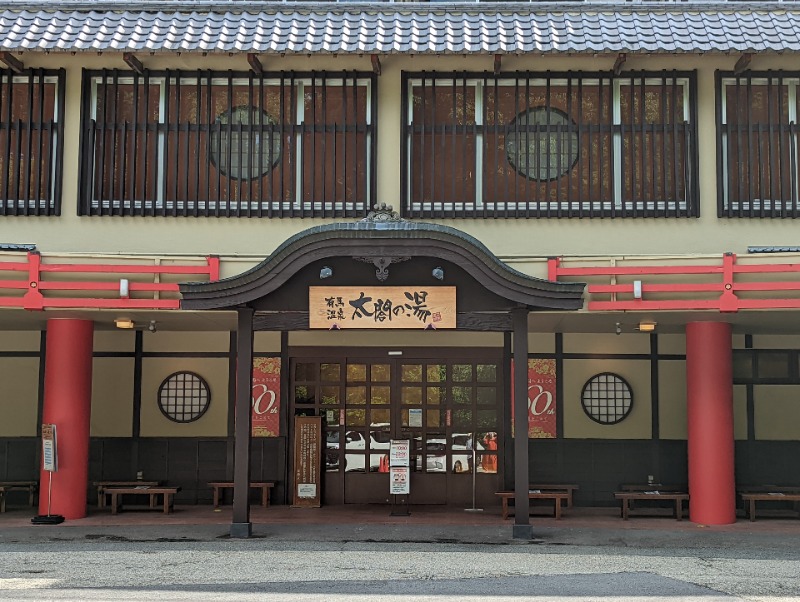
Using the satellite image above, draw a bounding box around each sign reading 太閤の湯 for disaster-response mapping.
[309,287,456,329]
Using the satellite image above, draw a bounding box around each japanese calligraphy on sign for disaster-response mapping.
[309,287,456,329]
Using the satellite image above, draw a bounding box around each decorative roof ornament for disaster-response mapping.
[361,202,405,223]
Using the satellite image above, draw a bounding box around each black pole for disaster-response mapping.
[231,308,254,538]
[512,307,531,539]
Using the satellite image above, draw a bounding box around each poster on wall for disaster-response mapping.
[511,358,557,438]
[292,415,322,508]
[252,357,281,437]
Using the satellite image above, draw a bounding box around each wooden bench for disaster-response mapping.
[208,482,274,509]
[105,486,181,515]
[614,491,689,520]
[495,491,570,520]
[0,481,38,511]
[529,484,579,509]
[94,481,161,508]
[741,492,800,522]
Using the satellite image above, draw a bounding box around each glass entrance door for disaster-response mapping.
[291,353,503,506]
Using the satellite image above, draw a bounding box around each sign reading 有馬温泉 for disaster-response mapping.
[309,287,456,329]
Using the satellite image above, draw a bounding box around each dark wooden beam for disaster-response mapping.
[512,307,531,539]
[123,53,144,75]
[613,53,626,76]
[734,53,752,75]
[253,311,515,332]
[371,54,381,76]
[0,52,24,73]
[494,54,502,76]
[247,53,263,74]
[231,308,254,538]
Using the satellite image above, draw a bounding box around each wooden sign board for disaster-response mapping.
[309,286,456,329]
[292,415,322,508]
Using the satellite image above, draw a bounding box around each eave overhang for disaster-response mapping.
[179,221,585,312]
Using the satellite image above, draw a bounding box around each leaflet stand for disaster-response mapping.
[32,424,64,525]
[464,433,483,513]
[388,440,411,517]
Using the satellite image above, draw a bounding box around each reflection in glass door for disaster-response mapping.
[290,353,503,506]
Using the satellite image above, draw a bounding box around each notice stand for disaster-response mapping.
[32,424,64,525]
[464,434,483,513]
[389,440,410,516]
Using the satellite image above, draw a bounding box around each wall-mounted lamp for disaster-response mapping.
[115,318,135,329]
[637,321,657,333]
[615,322,622,336]
[119,278,130,298]
[148,320,157,333]
[320,266,333,279]
[432,267,444,281]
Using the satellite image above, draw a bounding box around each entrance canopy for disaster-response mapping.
[180,207,585,318]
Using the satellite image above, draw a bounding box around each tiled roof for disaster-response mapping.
[1,2,800,54]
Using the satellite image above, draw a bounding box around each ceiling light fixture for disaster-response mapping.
[637,321,657,333]
[114,318,135,329]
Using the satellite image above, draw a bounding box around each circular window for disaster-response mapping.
[580,373,633,425]
[505,107,579,181]
[210,106,282,180]
[158,371,211,423]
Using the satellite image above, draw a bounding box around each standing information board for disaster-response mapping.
[292,416,322,508]
[32,424,64,524]
[389,439,410,515]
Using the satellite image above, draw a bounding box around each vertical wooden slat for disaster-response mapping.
[288,71,296,218]
[671,76,680,217]
[96,71,109,214]
[35,71,45,214]
[580,76,587,219]
[256,72,264,218]
[23,71,34,215]
[601,74,608,218]
[205,70,213,216]
[193,73,201,218]
[660,74,668,215]
[3,72,14,212]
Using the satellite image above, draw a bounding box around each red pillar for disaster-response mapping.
[38,319,94,519]
[686,321,735,525]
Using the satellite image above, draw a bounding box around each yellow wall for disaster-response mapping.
[139,357,228,437]
[0,358,39,436]
[91,358,134,437]
[1,53,800,260]
[754,385,800,440]
[658,360,687,440]
[563,359,651,439]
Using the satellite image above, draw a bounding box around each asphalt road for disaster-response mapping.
[1,524,799,601]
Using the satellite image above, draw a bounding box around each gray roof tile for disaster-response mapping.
[0,5,799,55]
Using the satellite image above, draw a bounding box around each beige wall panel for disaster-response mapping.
[289,330,502,348]
[91,358,134,437]
[94,330,135,353]
[144,332,229,353]
[0,358,39,436]
[732,334,747,350]
[528,333,555,354]
[3,53,800,261]
[658,335,685,355]
[658,360,687,440]
[563,333,650,355]
[563,359,651,439]
[254,332,282,353]
[140,358,228,437]
[752,336,800,349]
[733,385,748,441]
[0,331,40,352]
[754,385,800,441]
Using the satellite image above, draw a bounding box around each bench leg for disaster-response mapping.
[502,498,509,520]
[676,499,682,521]
[262,486,269,508]
[111,494,119,515]
[554,499,561,520]
[1,494,5,513]
[749,499,756,522]
[163,494,170,514]
[621,499,629,520]
[213,488,220,509]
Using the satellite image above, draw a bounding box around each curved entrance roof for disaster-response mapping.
[180,214,584,313]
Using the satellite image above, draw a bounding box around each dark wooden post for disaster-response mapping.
[512,307,531,539]
[231,308,254,538]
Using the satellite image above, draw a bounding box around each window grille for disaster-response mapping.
[402,71,698,218]
[717,71,800,218]
[79,70,376,218]
[0,69,65,216]
[580,373,633,425]
[158,371,211,423]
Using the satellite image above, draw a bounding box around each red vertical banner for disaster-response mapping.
[511,358,557,438]
[526,359,557,438]
[251,357,281,437]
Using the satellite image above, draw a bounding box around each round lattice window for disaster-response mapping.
[505,107,579,181]
[210,105,282,180]
[158,372,211,423]
[580,373,633,425]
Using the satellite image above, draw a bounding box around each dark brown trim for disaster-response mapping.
[650,332,659,440]
[512,308,530,538]
[226,330,236,480]
[745,334,755,441]
[555,333,564,439]
[279,331,289,505]
[36,330,46,437]
[232,308,254,537]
